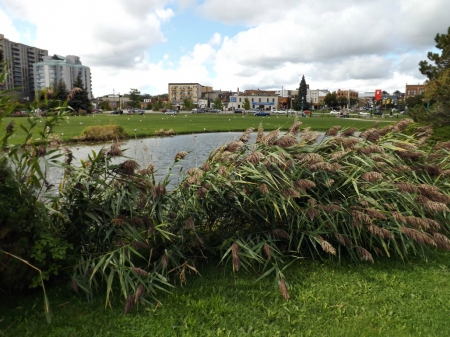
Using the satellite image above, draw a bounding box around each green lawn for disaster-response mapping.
[2,251,450,337]
[0,112,402,145]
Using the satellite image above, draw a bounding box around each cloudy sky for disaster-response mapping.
[1,0,448,97]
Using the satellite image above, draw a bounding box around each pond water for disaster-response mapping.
[47,132,255,189]
[45,131,330,190]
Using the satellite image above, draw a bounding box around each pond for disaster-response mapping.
[47,132,255,189]
[45,130,329,191]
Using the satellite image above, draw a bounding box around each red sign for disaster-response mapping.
[375,89,382,101]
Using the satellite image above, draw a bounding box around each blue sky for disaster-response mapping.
[1,0,449,97]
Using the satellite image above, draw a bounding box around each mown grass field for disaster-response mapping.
[2,251,450,337]
[0,111,402,145]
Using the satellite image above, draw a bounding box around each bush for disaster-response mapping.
[79,125,128,141]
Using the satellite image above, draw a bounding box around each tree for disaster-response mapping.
[152,99,163,111]
[243,98,251,110]
[99,101,111,111]
[419,27,450,81]
[128,88,141,108]
[324,92,337,108]
[337,96,348,109]
[349,97,358,107]
[213,97,223,111]
[68,75,91,112]
[296,75,308,110]
[54,79,69,103]
[183,97,195,111]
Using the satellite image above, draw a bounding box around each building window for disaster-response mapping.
[239,98,241,102]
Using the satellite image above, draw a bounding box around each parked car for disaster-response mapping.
[359,111,370,116]
[329,110,340,115]
[234,108,245,113]
[287,109,296,114]
[254,111,271,116]
[161,108,167,112]
[165,110,178,115]
[209,109,220,113]
[111,110,123,114]
[272,110,285,114]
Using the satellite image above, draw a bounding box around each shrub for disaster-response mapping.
[79,125,127,141]
[66,119,450,312]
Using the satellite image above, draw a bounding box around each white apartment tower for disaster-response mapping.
[33,54,92,99]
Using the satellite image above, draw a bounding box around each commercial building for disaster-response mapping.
[228,90,279,111]
[405,83,426,99]
[0,34,48,100]
[33,54,92,99]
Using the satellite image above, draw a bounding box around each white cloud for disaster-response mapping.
[0,10,21,42]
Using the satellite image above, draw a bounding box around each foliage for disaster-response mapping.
[128,88,141,109]
[54,79,69,103]
[79,125,128,141]
[1,65,73,291]
[243,97,251,110]
[68,75,91,113]
[337,96,348,108]
[423,67,450,125]
[152,99,164,111]
[324,91,337,108]
[213,97,223,111]
[405,93,425,110]
[419,26,450,81]
[296,75,308,110]
[183,97,195,111]
[98,100,111,111]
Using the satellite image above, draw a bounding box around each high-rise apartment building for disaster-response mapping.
[0,34,48,100]
[34,54,92,99]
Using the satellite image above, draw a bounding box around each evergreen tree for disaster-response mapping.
[54,79,69,103]
[297,75,308,110]
[68,75,91,112]
[419,27,450,81]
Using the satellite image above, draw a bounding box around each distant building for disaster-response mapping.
[168,83,202,106]
[405,83,426,99]
[308,89,330,108]
[0,34,48,100]
[228,91,279,111]
[33,54,92,99]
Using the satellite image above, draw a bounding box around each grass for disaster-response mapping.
[0,112,403,145]
[2,250,450,337]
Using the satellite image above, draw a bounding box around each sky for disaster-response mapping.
[1,0,449,97]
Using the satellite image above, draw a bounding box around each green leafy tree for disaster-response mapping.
[68,75,91,112]
[419,27,450,81]
[183,97,195,111]
[152,99,163,111]
[337,96,348,109]
[213,97,223,111]
[243,98,251,110]
[349,97,358,107]
[99,101,111,111]
[128,88,141,108]
[324,92,337,108]
[405,94,425,110]
[296,75,308,110]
